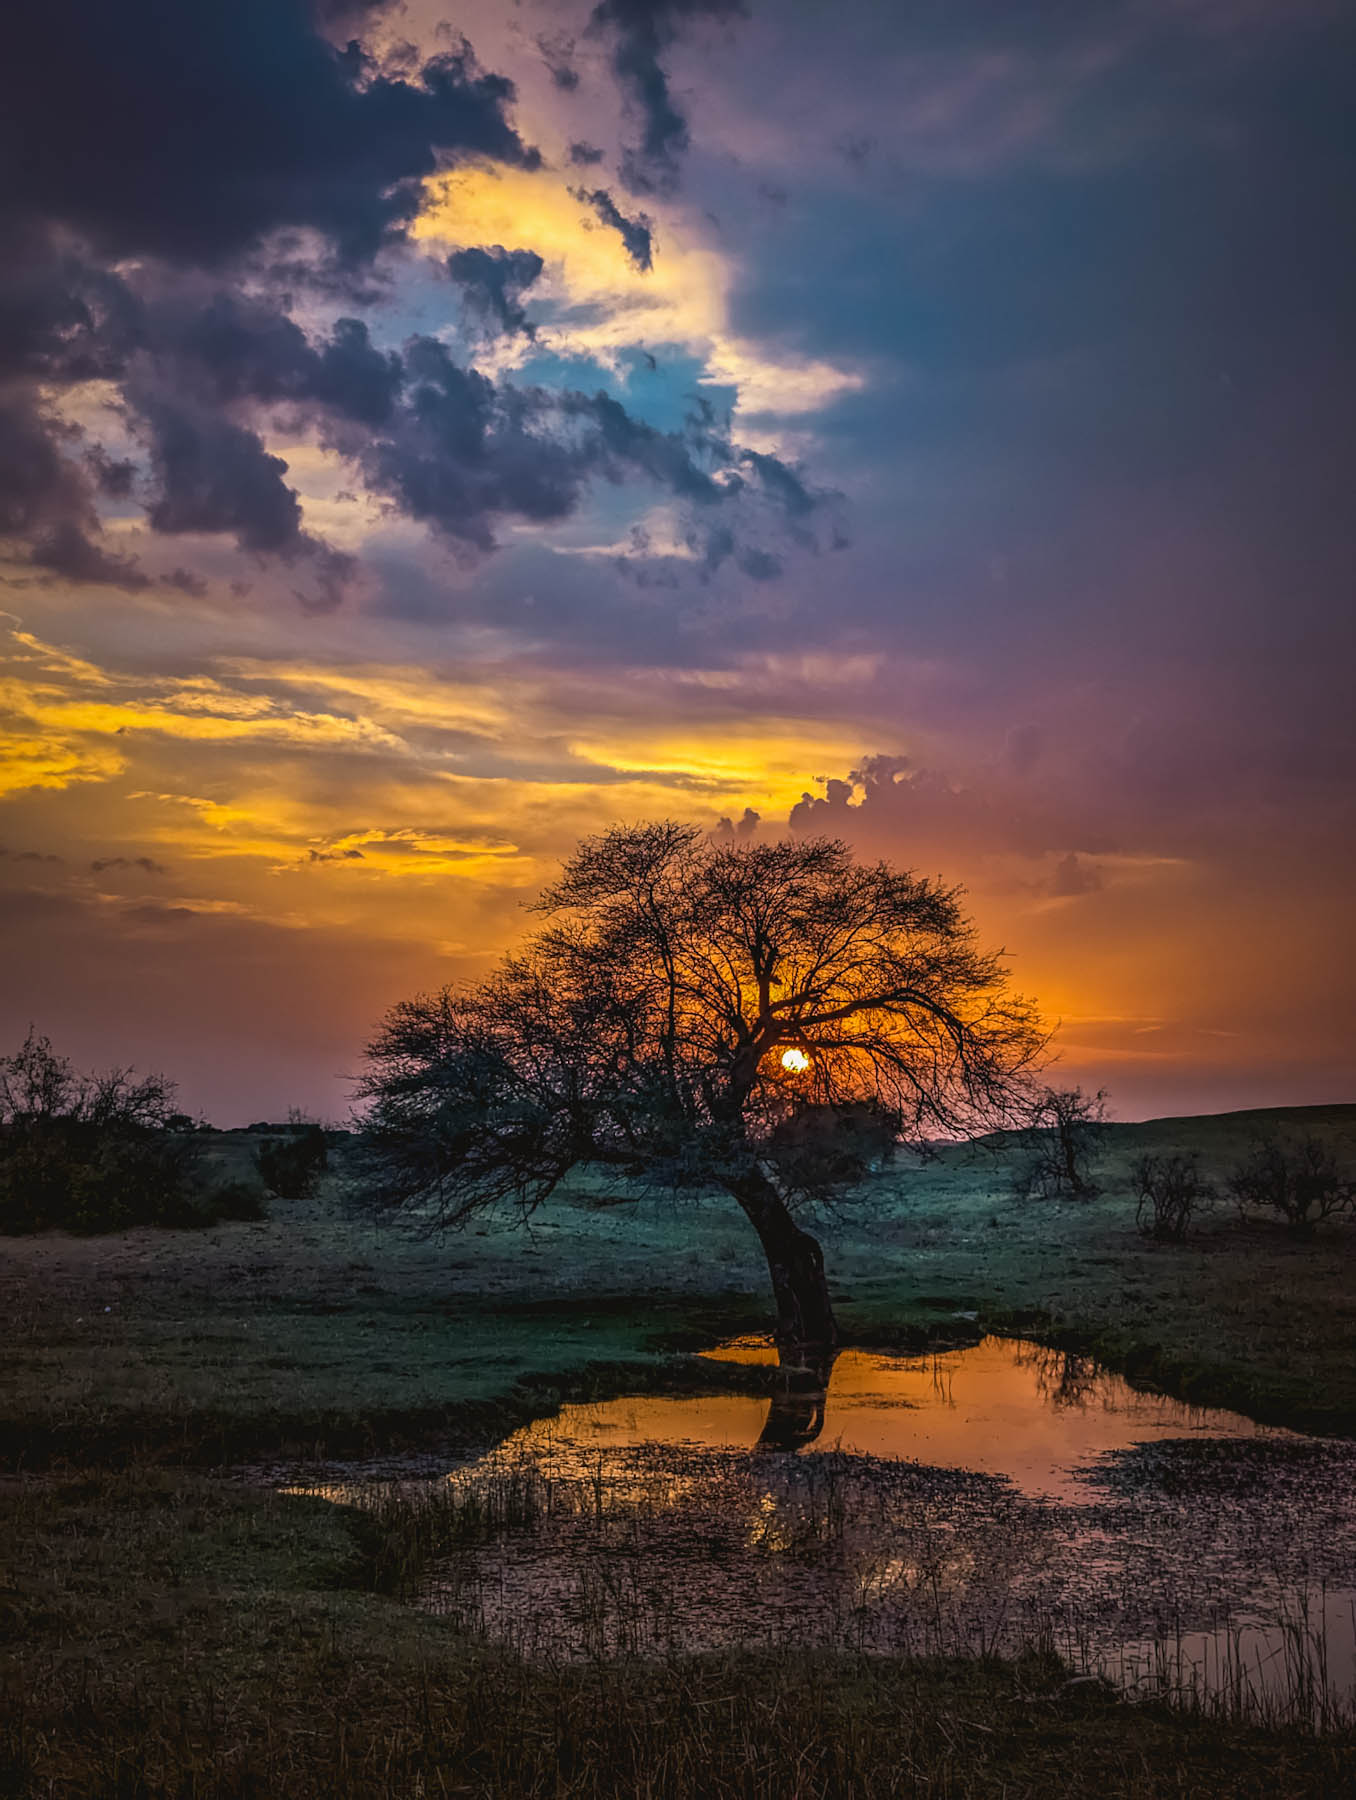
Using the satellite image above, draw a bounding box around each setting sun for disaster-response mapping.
[781,1048,811,1074]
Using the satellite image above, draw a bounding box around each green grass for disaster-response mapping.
[833,1104,1356,1435]
[4,1106,1353,1463]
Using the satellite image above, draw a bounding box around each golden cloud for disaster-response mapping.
[414,166,862,436]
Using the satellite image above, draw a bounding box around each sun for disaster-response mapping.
[780,1048,811,1074]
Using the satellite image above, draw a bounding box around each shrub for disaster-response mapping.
[1011,1085,1108,1202]
[1132,1152,1214,1241]
[0,1029,206,1233]
[1227,1133,1355,1235]
[203,1177,269,1221]
[766,1101,899,1194]
[254,1124,328,1199]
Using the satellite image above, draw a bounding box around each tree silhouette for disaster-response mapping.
[358,823,1044,1354]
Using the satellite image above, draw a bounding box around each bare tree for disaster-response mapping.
[1010,1084,1108,1202]
[358,824,1045,1355]
[0,1028,194,1233]
[1228,1132,1355,1235]
[1132,1152,1214,1242]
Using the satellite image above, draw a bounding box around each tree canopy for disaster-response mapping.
[359,823,1046,1352]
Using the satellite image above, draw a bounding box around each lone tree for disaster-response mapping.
[358,824,1044,1355]
[1010,1084,1109,1202]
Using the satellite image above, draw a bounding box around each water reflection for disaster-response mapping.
[286,1335,1356,1717]
[529,1334,1282,1500]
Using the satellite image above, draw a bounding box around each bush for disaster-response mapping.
[1227,1133,1355,1235]
[1011,1086,1108,1202]
[254,1124,328,1199]
[0,1029,207,1233]
[203,1177,269,1221]
[1132,1152,1214,1241]
[766,1101,899,1193]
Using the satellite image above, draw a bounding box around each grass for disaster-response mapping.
[2,1471,1352,1798]
[2,1104,1355,1794]
[836,1104,1356,1435]
[3,1105,1354,1465]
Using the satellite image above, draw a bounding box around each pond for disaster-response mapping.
[293,1335,1356,1719]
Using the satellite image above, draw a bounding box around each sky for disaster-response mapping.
[1,0,1352,1124]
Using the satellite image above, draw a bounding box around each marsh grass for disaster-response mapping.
[1099,1585,1356,1734]
[300,1443,1356,1735]
[3,1468,1353,1799]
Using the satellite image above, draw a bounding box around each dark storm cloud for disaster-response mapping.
[353,338,756,554]
[588,0,747,195]
[2,254,821,590]
[0,0,537,266]
[0,2,545,594]
[569,143,607,168]
[736,547,781,580]
[91,452,138,500]
[28,521,149,591]
[140,293,402,424]
[445,247,545,339]
[571,189,655,272]
[0,242,141,555]
[133,298,614,556]
[0,394,96,545]
[141,403,307,556]
[738,449,815,518]
[130,384,356,609]
[0,0,840,603]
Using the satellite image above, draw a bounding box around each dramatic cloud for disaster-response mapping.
[571,188,656,272]
[28,521,149,592]
[589,0,747,195]
[2,0,1352,1120]
[445,246,545,338]
[0,0,538,599]
[1,0,536,265]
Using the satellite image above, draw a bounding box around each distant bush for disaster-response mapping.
[254,1124,328,1199]
[1011,1086,1108,1202]
[1227,1133,1355,1235]
[1132,1152,1214,1242]
[0,1029,209,1233]
[766,1100,899,1194]
[203,1177,269,1222]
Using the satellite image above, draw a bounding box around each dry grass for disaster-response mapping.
[2,1471,1352,1798]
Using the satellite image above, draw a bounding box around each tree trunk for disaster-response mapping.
[726,1166,839,1358]
[756,1357,837,1451]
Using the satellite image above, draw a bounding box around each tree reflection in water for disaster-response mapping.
[755,1347,837,1452]
[284,1338,1356,1709]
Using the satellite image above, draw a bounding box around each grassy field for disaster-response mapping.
[2,1104,1354,1794]
[4,1104,1354,1464]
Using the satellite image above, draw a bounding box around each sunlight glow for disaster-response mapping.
[781,1048,811,1074]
